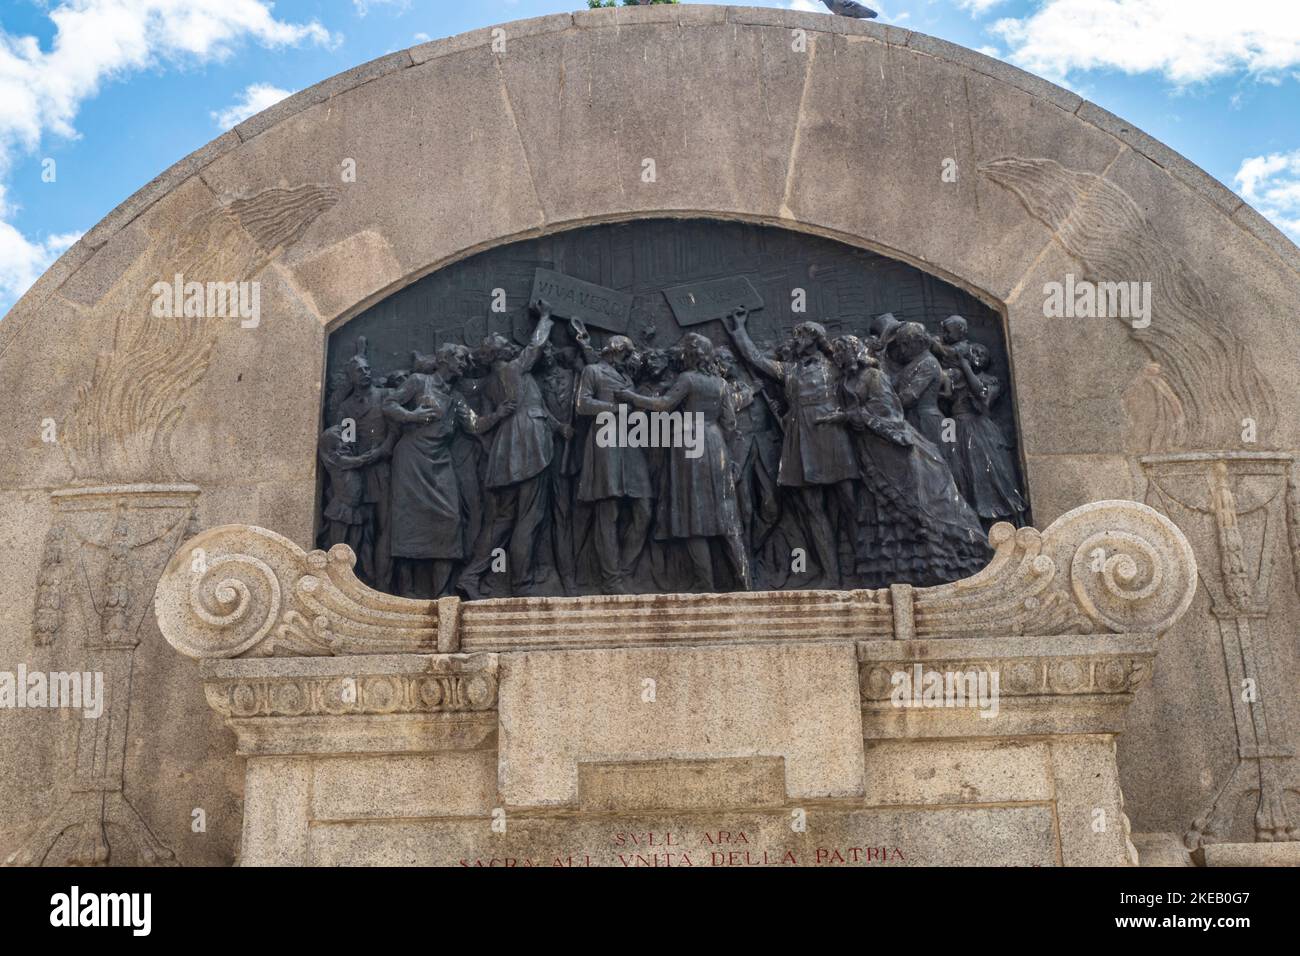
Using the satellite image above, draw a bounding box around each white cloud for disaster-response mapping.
[0,0,336,314]
[0,1,334,157]
[958,0,1009,15]
[788,1,824,12]
[211,83,294,129]
[1235,150,1300,240]
[0,185,82,304]
[992,0,1300,85]
[353,0,411,16]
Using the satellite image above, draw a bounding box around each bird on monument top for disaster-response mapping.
[821,0,880,18]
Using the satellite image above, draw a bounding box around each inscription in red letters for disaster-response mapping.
[456,829,906,867]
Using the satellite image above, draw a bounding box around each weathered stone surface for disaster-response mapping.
[1075,101,1243,217]
[1134,452,1300,847]
[234,52,414,144]
[576,757,788,812]
[311,752,497,820]
[498,13,807,228]
[991,149,1289,457]
[783,36,1123,305]
[183,621,1182,865]
[3,485,204,866]
[305,806,1058,867]
[1132,831,1195,866]
[1201,842,1300,867]
[139,499,1204,864]
[1049,736,1138,866]
[496,642,865,807]
[1023,455,1137,527]
[240,757,310,867]
[198,49,547,321]
[409,13,574,65]
[863,740,1051,806]
[859,633,1158,738]
[1004,244,1147,458]
[3,5,1298,867]
[198,655,499,757]
[56,218,152,308]
[906,31,1082,113]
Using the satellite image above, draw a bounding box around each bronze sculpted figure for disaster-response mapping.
[458,303,561,599]
[889,321,948,447]
[618,333,752,592]
[717,346,783,578]
[535,341,584,594]
[575,333,654,594]
[318,422,381,573]
[944,343,1029,528]
[383,344,511,598]
[336,351,397,591]
[724,308,860,588]
[820,336,991,586]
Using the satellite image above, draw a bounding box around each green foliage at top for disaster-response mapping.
[587,0,679,8]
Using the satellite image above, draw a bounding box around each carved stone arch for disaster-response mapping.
[4,5,1299,866]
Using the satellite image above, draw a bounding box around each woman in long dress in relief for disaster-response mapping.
[889,321,948,446]
[820,336,991,587]
[383,346,514,598]
[617,333,752,592]
[947,343,1028,527]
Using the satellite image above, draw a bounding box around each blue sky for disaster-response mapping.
[1,0,1297,317]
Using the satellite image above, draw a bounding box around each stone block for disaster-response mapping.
[239,757,311,866]
[1201,842,1300,867]
[863,740,1051,806]
[311,752,497,820]
[577,757,788,812]
[497,642,865,807]
[1049,736,1136,866]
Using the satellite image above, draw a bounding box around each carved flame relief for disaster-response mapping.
[63,185,339,483]
[982,157,1277,454]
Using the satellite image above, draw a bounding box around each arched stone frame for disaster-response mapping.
[3,5,1298,865]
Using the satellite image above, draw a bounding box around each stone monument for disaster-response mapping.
[2,5,1298,867]
[151,498,1197,866]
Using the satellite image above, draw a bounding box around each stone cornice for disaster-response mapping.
[201,653,499,718]
[199,653,499,756]
[857,633,1158,737]
[193,635,1158,756]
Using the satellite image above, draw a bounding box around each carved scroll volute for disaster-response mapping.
[153,524,442,659]
[1038,500,1198,635]
[155,525,296,658]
